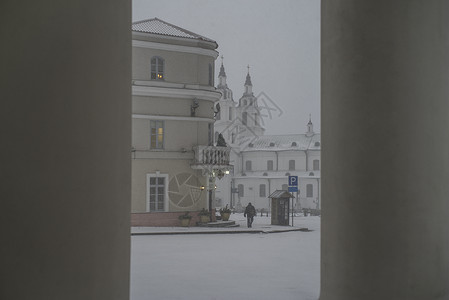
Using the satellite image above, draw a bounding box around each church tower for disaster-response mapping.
[214,56,237,146]
[306,114,315,137]
[236,66,265,140]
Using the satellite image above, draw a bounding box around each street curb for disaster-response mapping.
[131,228,311,236]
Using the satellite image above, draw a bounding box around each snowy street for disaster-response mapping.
[130,214,320,300]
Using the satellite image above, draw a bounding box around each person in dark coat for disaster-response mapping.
[244,202,256,228]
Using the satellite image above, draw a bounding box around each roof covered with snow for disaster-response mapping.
[241,133,321,152]
[132,18,216,43]
[234,170,320,179]
[268,190,295,198]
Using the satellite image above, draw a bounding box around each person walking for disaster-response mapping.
[244,202,256,228]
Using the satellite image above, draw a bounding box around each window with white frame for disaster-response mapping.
[147,175,167,212]
[313,159,320,170]
[307,184,313,197]
[150,120,164,149]
[151,56,164,80]
[259,184,266,197]
[267,160,274,171]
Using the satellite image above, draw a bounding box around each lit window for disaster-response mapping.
[150,120,164,149]
[148,176,165,211]
[151,56,164,80]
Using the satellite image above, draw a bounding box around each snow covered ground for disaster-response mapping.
[130,213,320,300]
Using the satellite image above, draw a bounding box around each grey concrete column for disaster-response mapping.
[321,1,449,300]
[0,1,131,300]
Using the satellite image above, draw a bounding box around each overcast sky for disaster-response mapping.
[132,0,320,135]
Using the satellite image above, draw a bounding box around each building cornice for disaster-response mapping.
[132,39,219,58]
[132,114,214,123]
[132,85,221,102]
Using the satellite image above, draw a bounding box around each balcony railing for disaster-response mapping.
[192,145,231,167]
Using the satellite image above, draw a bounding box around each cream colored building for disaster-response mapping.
[131,18,230,218]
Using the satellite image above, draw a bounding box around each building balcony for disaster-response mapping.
[191,145,232,173]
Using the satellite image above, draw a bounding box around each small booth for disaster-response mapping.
[269,190,294,226]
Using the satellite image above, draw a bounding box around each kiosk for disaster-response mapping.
[269,190,294,226]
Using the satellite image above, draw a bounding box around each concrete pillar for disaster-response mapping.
[321,1,449,299]
[1,1,131,300]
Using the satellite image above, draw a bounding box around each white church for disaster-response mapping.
[214,59,321,212]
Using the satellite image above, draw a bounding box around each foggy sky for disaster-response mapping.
[132,0,320,135]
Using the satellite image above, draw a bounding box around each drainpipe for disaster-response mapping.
[305,150,308,171]
[275,151,279,171]
[268,178,271,212]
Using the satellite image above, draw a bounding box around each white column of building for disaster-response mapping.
[1,1,131,299]
[321,1,449,300]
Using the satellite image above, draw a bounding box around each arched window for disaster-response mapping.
[242,112,248,125]
[313,159,320,170]
[307,184,313,197]
[238,184,244,197]
[151,56,164,80]
[215,131,219,144]
[216,108,221,120]
[259,184,266,197]
[289,160,295,171]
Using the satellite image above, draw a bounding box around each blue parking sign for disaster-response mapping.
[288,176,298,192]
[288,176,298,186]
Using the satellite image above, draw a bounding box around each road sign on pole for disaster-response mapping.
[288,175,298,193]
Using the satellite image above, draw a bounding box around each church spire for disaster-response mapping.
[218,55,226,77]
[244,65,253,95]
[217,55,228,89]
[306,114,314,137]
